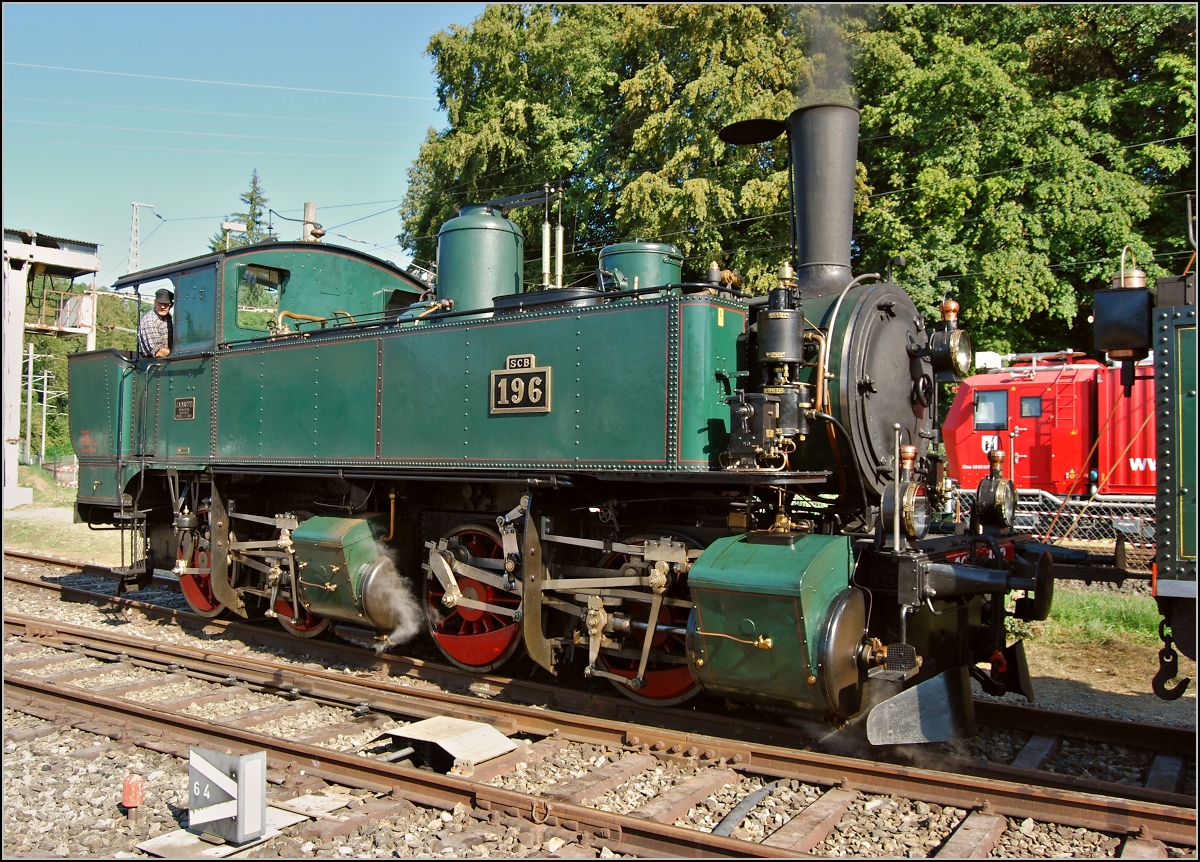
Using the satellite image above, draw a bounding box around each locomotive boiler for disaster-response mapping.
[69,103,1057,744]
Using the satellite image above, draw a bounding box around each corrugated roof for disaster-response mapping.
[4,228,99,254]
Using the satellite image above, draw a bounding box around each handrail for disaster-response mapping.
[275,310,328,331]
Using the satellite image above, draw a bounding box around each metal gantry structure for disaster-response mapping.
[2,228,99,508]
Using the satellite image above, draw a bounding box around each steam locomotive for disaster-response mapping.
[70,104,1061,744]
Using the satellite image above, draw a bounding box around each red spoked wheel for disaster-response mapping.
[177,535,226,619]
[274,593,329,639]
[599,537,700,706]
[425,524,523,672]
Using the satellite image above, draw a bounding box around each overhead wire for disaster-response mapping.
[3,61,438,101]
[5,118,422,148]
[3,95,430,128]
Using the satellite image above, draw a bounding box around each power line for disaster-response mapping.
[5,138,415,160]
[5,118,421,148]
[867,134,1195,200]
[3,95,430,128]
[3,62,438,101]
[327,206,400,231]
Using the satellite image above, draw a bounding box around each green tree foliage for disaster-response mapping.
[852,4,1195,350]
[209,169,277,252]
[400,4,1195,353]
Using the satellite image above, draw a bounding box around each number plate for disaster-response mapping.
[490,354,551,414]
[174,397,196,421]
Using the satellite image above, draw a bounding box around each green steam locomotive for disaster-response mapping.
[69,104,1060,744]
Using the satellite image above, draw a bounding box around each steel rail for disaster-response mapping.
[2,673,792,859]
[5,614,1194,844]
[973,701,1196,755]
[7,565,1196,759]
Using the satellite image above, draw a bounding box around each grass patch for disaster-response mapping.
[17,463,75,507]
[1030,586,1162,647]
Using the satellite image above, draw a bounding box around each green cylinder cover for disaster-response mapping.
[291,515,395,626]
[599,242,683,291]
[686,532,853,711]
[437,205,524,313]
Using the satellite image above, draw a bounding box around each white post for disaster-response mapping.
[86,286,97,352]
[25,344,34,464]
[221,222,247,252]
[2,250,34,507]
[302,202,318,241]
[39,368,48,466]
[555,224,564,289]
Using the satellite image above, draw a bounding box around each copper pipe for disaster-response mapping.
[803,326,828,413]
[383,491,396,542]
[416,299,452,319]
[276,310,327,331]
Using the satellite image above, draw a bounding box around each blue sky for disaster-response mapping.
[3,3,487,286]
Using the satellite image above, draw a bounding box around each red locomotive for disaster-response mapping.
[943,352,1156,498]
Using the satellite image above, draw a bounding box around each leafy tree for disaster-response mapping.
[209,169,277,252]
[850,4,1196,350]
[400,4,1195,353]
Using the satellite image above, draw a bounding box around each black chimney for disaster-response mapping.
[787,104,860,299]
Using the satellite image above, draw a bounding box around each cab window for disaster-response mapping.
[974,390,1008,430]
[236,265,286,330]
[1020,396,1043,418]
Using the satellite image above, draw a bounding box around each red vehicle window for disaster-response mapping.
[974,390,1007,430]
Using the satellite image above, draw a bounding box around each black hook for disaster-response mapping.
[1152,625,1190,701]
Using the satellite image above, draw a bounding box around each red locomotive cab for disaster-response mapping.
[944,352,1157,498]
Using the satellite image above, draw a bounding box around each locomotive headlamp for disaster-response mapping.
[928,327,973,379]
[974,449,1017,529]
[881,481,931,540]
[904,482,930,540]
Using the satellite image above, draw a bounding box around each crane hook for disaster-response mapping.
[1152,621,1190,701]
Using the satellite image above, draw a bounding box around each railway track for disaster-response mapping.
[4,551,1196,857]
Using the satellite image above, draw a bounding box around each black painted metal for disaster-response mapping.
[787,105,860,299]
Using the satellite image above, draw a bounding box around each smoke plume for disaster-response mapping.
[795,7,858,109]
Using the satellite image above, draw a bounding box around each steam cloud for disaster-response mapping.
[373,544,425,652]
[796,7,858,109]
[377,576,423,652]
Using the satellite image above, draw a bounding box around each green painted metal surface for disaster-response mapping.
[291,515,387,622]
[216,338,378,459]
[380,300,670,466]
[599,242,683,290]
[1174,322,1195,562]
[437,206,524,313]
[688,532,852,708]
[72,243,746,478]
[68,350,136,505]
[677,301,743,467]
[221,248,422,344]
[68,350,135,461]
[174,265,217,354]
[157,359,212,464]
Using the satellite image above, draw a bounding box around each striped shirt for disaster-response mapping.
[138,308,172,357]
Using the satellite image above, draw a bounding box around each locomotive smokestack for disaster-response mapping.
[787,104,860,299]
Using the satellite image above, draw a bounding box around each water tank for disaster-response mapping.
[437,205,523,313]
[598,242,683,291]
